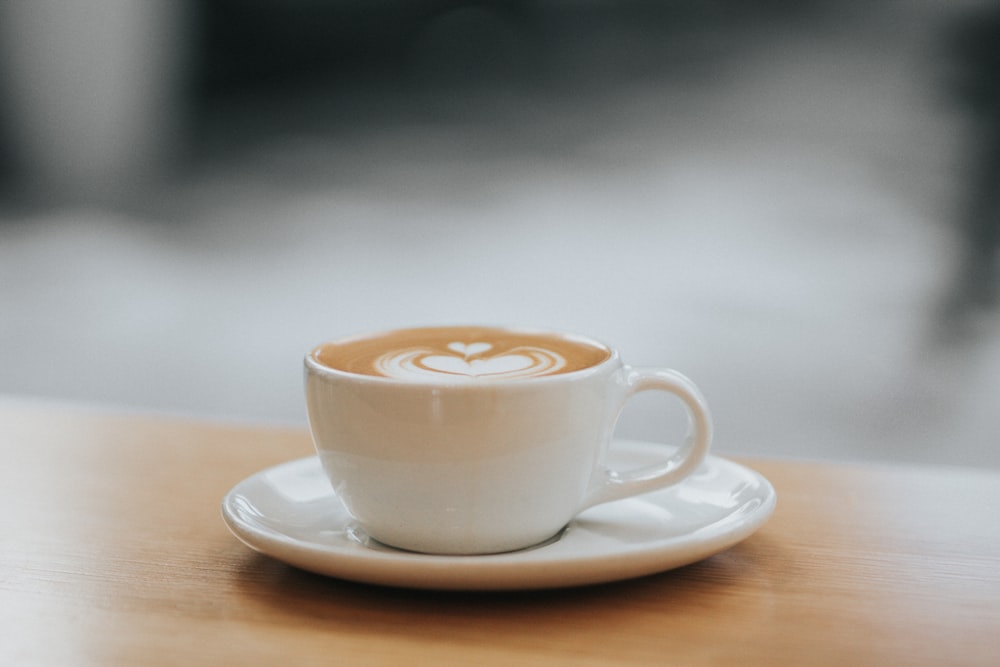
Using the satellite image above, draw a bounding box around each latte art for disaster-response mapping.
[375,342,567,381]
[312,326,612,380]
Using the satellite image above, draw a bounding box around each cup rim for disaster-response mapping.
[305,325,620,386]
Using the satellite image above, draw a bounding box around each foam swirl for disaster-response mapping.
[374,341,567,381]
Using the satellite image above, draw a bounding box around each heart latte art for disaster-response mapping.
[376,341,567,380]
[313,327,612,381]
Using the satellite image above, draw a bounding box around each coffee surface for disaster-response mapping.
[314,326,611,381]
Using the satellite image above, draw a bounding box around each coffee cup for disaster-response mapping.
[304,325,712,555]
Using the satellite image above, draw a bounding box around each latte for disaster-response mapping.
[313,326,612,381]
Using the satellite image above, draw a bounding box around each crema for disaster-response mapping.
[313,326,611,381]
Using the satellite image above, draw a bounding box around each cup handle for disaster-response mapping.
[580,366,713,510]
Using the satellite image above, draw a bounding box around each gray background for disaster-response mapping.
[2,1,998,468]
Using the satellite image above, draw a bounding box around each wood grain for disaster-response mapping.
[2,397,998,666]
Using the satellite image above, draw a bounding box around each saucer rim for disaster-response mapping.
[222,443,776,590]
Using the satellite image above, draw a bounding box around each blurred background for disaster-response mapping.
[1,0,998,468]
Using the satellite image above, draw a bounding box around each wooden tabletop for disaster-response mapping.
[2,397,998,666]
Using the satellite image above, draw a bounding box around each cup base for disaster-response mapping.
[349,523,569,556]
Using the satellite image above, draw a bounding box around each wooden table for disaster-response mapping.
[2,398,998,666]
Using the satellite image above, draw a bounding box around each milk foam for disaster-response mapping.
[374,341,567,381]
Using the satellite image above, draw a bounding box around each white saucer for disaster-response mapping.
[221,440,776,591]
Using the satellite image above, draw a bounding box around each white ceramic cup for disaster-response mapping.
[304,326,712,555]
